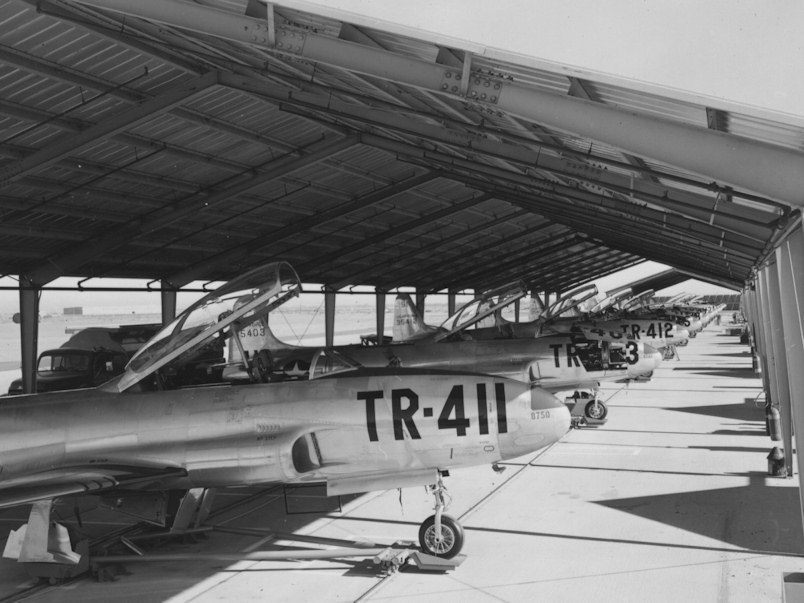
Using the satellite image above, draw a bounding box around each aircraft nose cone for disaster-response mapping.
[530,387,571,443]
[647,344,663,369]
[672,328,690,344]
[626,343,662,378]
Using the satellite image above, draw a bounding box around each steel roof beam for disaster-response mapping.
[379,141,767,259]
[488,189,755,283]
[567,77,660,184]
[295,193,492,277]
[413,232,582,291]
[338,211,546,290]
[244,80,780,241]
[0,71,219,187]
[382,223,564,291]
[25,133,357,285]
[70,0,804,204]
[166,170,440,286]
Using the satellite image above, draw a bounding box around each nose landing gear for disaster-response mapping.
[418,473,464,559]
[565,390,608,427]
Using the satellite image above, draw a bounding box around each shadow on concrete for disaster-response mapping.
[595,479,804,554]
[341,512,802,558]
[669,402,764,423]
[672,367,760,379]
[710,427,766,436]
[0,486,378,601]
[687,445,769,453]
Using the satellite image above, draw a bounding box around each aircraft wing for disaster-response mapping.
[532,378,601,393]
[325,467,440,497]
[0,465,187,509]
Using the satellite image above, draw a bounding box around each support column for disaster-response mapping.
[375,289,386,344]
[324,288,336,347]
[447,291,456,317]
[777,227,804,533]
[161,282,177,326]
[18,285,39,395]
[765,261,794,475]
[754,276,773,402]
[415,291,426,317]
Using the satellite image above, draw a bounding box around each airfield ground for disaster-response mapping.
[0,316,802,602]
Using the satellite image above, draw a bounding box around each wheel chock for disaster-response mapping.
[407,551,466,572]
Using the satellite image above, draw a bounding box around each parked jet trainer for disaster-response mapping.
[440,282,691,353]
[0,262,570,570]
[229,281,662,424]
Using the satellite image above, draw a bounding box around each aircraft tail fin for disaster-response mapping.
[258,318,300,351]
[392,294,438,342]
[227,317,299,366]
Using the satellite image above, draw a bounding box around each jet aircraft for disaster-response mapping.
[541,289,692,353]
[0,262,571,569]
[230,281,662,423]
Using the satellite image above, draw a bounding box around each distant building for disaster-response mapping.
[63,307,83,316]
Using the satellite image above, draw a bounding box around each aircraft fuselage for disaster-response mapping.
[0,369,569,502]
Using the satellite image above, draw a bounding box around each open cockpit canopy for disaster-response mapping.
[435,281,527,341]
[542,283,599,322]
[111,262,302,392]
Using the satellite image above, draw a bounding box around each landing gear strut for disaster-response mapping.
[565,390,608,427]
[418,473,464,559]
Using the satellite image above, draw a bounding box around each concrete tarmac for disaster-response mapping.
[1,317,802,602]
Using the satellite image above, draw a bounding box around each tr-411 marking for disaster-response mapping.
[359,383,509,442]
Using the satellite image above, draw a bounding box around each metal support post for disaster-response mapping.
[415,291,426,317]
[375,289,386,344]
[161,282,177,326]
[777,227,804,542]
[324,288,336,347]
[765,261,794,475]
[18,285,39,394]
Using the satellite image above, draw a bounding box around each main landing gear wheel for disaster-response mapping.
[584,399,608,420]
[418,514,464,558]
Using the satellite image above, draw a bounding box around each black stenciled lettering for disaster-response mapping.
[438,385,470,436]
[476,383,489,435]
[625,342,639,365]
[495,382,508,433]
[565,343,581,367]
[392,388,421,440]
[631,324,641,339]
[358,390,384,442]
[549,343,562,367]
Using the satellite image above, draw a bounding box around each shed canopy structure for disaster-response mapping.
[0,0,801,300]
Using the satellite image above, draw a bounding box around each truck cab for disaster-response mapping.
[7,348,129,395]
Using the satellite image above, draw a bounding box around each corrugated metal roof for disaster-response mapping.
[0,0,800,296]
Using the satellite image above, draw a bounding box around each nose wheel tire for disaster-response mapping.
[418,514,464,558]
[584,399,608,420]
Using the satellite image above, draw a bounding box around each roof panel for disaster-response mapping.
[0,0,799,293]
